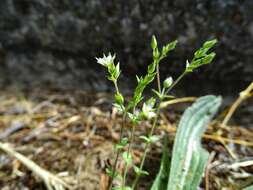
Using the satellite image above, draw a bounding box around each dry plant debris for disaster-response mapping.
[0,85,252,190]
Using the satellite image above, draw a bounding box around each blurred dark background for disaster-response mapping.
[0,0,252,97]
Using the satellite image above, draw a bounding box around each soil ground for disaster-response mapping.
[0,87,252,190]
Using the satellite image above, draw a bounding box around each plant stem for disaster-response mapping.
[132,60,162,189]
[109,112,127,190]
[121,62,162,187]
[121,106,136,187]
[165,72,186,95]
[113,80,120,94]
[122,123,136,187]
[109,80,126,190]
[131,72,187,189]
[156,63,161,93]
[131,105,160,189]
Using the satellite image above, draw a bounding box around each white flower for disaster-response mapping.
[96,53,115,67]
[142,103,156,119]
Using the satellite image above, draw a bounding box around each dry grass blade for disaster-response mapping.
[0,142,70,190]
[212,81,253,160]
[229,160,253,170]
[222,81,253,126]
[160,97,196,108]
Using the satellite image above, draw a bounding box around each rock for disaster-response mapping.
[0,0,252,93]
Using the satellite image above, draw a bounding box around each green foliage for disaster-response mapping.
[112,187,132,190]
[139,135,160,144]
[185,39,217,73]
[115,138,128,150]
[151,135,170,190]
[243,186,253,190]
[96,36,218,190]
[133,166,149,176]
[166,95,222,190]
[122,152,133,166]
[244,185,253,190]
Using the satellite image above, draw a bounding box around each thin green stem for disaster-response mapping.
[156,63,161,93]
[122,106,136,187]
[122,124,135,187]
[109,80,126,190]
[113,80,120,94]
[131,71,187,189]
[131,106,160,189]
[109,112,127,190]
[132,60,162,189]
[165,72,186,95]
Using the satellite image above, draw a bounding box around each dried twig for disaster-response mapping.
[218,82,253,159]
[222,81,253,126]
[0,142,70,190]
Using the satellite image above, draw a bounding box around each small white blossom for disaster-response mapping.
[96,53,115,67]
[142,103,156,119]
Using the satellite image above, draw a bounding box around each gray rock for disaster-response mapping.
[0,0,252,93]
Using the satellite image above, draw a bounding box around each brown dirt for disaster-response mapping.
[0,87,252,190]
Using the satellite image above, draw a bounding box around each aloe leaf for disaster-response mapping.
[151,135,170,190]
[167,95,222,190]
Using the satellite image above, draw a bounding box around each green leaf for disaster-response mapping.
[149,135,160,143]
[167,95,222,190]
[128,72,156,109]
[148,62,156,74]
[106,167,114,177]
[146,97,156,107]
[161,40,178,58]
[115,137,128,150]
[151,135,170,190]
[139,135,159,144]
[203,39,218,49]
[152,89,164,100]
[133,165,149,176]
[122,152,132,166]
[127,112,140,124]
[106,168,122,180]
[139,135,150,143]
[113,103,125,113]
[186,39,217,73]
